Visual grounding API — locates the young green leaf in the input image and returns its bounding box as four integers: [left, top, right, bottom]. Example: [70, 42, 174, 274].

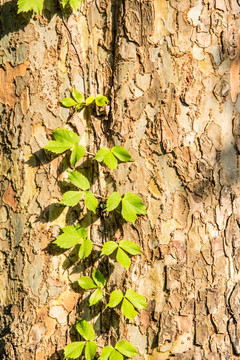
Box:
[79, 239, 93, 259]
[106, 192, 122, 212]
[75, 226, 88, 239]
[119, 240, 141, 256]
[94, 147, 111, 162]
[103, 152, 118, 170]
[61, 191, 82, 207]
[89, 288, 103, 306]
[70, 145, 86, 166]
[116, 248, 131, 270]
[111, 146, 134, 162]
[125, 289, 147, 310]
[60, 97, 78, 107]
[72, 89, 84, 104]
[95, 95, 109, 107]
[17, 0, 44, 13]
[68, 171, 90, 190]
[109, 350, 123, 360]
[101, 241, 118, 256]
[108, 290, 123, 308]
[53, 128, 79, 144]
[44, 128, 79, 154]
[92, 269, 105, 288]
[53, 226, 85, 249]
[84, 191, 98, 213]
[121, 193, 147, 224]
[99, 345, 114, 360]
[64, 341, 85, 359]
[69, 0, 83, 11]
[76, 320, 95, 341]
[78, 276, 97, 290]
[121, 298, 137, 321]
[85, 96, 95, 106]
[85, 341, 97, 360]
[115, 341, 138, 358]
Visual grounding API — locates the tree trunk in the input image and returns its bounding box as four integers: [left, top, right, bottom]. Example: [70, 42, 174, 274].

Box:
[1, 0, 240, 359]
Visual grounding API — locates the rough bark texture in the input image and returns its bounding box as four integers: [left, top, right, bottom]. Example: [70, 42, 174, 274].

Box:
[1, 0, 240, 359]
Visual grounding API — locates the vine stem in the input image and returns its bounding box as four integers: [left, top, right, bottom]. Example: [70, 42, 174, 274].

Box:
[86, 151, 96, 156]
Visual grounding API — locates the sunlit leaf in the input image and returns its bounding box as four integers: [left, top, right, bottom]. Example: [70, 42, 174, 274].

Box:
[92, 269, 105, 288]
[64, 341, 85, 359]
[68, 171, 90, 190]
[121, 298, 137, 321]
[61, 191, 82, 207]
[60, 97, 78, 107]
[17, 0, 44, 13]
[89, 288, 103, 306]
[101, 241, 118, 256]
[84, 191, 98, 213]
[79, 239, 93, 259]
[72, 89, 84, 103]
[111, 146, 134, 162]
[109, 350, 123, 360]
[94, 147, 111, 162]
[85, 341, 97, 360]
[125, 289, 147, 310]
[70, 145, 85, 166]
[104, 152, 118, 170]
[108, 290, 123, 308]
[99, 345, 114, 360]
[76, 320, 95, 341]
[78, 276, 97, 290]
[106, 192, 122, 212]
[44, 128, 79, 154]
[119, 240, 141, 256]
[95, 95, 109, 106]
[115, 341, 138, 358]
[53, 226, 85, 249]
[116, 248, 131, 270]
[86, 96, 95, 106]
[121, 193, 147, 224]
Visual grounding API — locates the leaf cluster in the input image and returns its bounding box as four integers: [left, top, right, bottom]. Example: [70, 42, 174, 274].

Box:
[61, 89, 109, 111]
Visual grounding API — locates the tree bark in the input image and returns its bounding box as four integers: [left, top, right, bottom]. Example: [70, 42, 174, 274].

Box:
[1, 0, 240, 359]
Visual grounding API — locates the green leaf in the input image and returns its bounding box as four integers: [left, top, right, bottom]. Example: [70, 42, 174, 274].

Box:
[68, 171, 90, 190]
[79, 239, 93, 259]
[64, 341, 85, 359]
[85, 341, 97, 360]
[116, 248, 131, 270]
[89, 288, 103, 306]
[53, 128, 79, 144]
[109, 350, 123, 360]
[60, 97, 78, 107]
[86, 96, 95, 106]
[78, 276, 97, 290]
[104, 152, 118, 170]
[111, 146, 134, 162]
[61, 191, 82, 207]
[125, 289, 147, 310]
[95, 95, 109, 107]
[92, 269, 105, 288]
[121, 298, 137, 321]
[44, 128, 79, 154]
[108, 290, 123, 308]
[75, 226, 88, 239]
[121, 193, 147, 224]
[76, 320, 95, 341]
[115, 341, 138, 358]
[106, 192, 122, 212]
[84, 191, 98, 213]
[17, 0, 44, 13]
[53, 226, 84, 249]
[70, 145, 86, 166]
[72, 89, 84, 103]
[69, 0, 81, 11]
[94, 147, 110, 162]
[119, 240, 141, 256]
[99, 346, 114, 360]
[101, 241, 118, 256]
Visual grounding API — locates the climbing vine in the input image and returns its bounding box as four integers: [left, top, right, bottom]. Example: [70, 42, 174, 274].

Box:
[19, 1, 148, 358]
[42, 89, 148, 359]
